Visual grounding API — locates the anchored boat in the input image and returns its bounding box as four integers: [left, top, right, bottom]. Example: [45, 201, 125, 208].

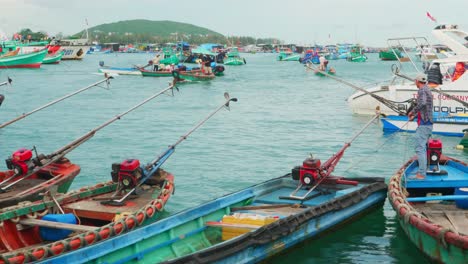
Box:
[1, 94, 237, 264]
[42, 51, 64, 64]
[381, 113, 468, 137]
[388, 139, 468, 264]
[0, 48, 47, 68]
[40, 115, 387, 264]
[223, 48, 246, 65]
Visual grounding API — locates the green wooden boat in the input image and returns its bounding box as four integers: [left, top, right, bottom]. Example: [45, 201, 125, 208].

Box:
[0, 48, 47, 68]
[159, 47, 180, 65]
[224, 48, 246, 65]
[172, 70, 215, 84]
[277, 51, 300, 61]
[42, 51, 64, 64]
[388, 152, 468, 264]
[140, 69, 173, 77]
[379, 48, 402, 61]
[346, 46, 367, 62]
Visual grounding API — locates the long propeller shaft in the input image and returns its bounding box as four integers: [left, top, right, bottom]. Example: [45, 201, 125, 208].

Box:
[49, 84, 175, 159]
[306, 64, 407, 115]
[0, 76, 112, 129]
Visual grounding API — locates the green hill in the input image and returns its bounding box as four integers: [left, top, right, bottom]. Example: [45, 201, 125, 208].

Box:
[75, 19, 224, 38]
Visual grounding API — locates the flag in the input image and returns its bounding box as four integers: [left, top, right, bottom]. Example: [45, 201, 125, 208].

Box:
[426, 12, 437, 22]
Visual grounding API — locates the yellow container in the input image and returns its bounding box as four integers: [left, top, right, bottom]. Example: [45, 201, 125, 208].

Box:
[221, 213, 278, 241]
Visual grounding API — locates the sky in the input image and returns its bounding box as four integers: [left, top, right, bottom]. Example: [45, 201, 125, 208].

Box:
[1, 0, 467, 47]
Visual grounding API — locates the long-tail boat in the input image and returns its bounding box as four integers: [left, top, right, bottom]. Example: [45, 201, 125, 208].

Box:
[0, 80, 179, 209]
[388, 138, 468, 264]
[0, 93, 237, 264]
[34, 114, 387, 264]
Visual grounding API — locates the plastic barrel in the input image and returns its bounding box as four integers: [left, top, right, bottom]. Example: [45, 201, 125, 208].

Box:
[454, 188, 468, 209]
[39, 213, 77, 241]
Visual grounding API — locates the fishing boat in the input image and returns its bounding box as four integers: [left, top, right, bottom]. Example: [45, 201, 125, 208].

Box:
[378, 48, 403, 61]
[381, 113, 468, 137]
[1, 94, 237, 264]
[346, 45, 367, 62]
[277, 48, 300, 61]
[0, 48, 47, 68]
[36, 115, 387, 263]
[223, 48, 246, 65]
[0, 78, 116, 208]
[314, 67, 336, 76]
[172, 70, 215, 84]
[55, 38, 90, 60]
[42, 51, 64, 64]
[388, 139, 468, 264]
[347, 24, 468, 116]
[139, 69, 173, 77]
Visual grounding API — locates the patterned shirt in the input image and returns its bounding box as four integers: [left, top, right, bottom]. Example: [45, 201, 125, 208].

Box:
[412, 84, 433, 125]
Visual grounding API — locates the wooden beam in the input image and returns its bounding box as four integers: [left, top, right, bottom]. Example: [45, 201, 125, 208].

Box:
[19, 218, 97, 232]
[205, 221, 260, 229]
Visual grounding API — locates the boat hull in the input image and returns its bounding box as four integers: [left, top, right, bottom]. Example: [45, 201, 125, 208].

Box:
[47, 175, 386, 263]
[59, 46, 90, 60]
[347, 77, 468, 116]
[381, 115, 468, 137]
[140, 69, 173, 77]
[224, 57, 245, 65]
[43, 51, 64, 64]
[388, 156, 468, 264]
[1, 172, 174, 263]
[99, 67, 142, 76]
[0, 49, 47, 68]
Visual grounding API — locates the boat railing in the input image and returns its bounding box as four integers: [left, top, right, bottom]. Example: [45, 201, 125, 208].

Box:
[387, 37, 438, 73]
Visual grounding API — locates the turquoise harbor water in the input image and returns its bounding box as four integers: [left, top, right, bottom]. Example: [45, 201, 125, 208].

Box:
[0, 53, 465, 263]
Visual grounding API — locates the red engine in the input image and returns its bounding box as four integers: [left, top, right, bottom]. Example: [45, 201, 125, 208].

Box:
[111, 159, 143, 190]
[427, 138, 442, 166]
[291, 158, 322, 185]
[5, 148, 34, 176]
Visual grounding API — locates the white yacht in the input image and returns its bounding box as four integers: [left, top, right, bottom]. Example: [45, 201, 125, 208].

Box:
[347, 24, 468, 116]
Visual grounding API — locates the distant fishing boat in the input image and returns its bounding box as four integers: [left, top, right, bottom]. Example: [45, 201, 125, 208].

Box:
[381, 114, 468, 137]
[346, 45, 367, 62]
[172, 70, 216, 84]
[223, 47, 246, 65]
[277, 48, 300, 61]
[0, 48, 47, 68]
[378, 48, 403, 61]
[55, 38, 91, 60]
[42, 51, 64, 64]
[139, 69, 173, 77]
[388, 140, 468, 264]
[39, 115, 387, 263]
[314, 67, 336, 76]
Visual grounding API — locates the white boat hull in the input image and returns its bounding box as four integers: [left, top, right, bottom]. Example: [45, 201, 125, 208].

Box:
[59, 46, 90, 60]
[98, 68, 141, 76]
[347, 74, 468, 116]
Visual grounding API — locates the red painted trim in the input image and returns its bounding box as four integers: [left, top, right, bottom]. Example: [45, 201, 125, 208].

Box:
[0, 63, 41, 69]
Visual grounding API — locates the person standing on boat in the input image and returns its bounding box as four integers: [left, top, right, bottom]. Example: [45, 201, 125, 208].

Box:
[408, 73, 433, 180]
[152, 54, 161, 71]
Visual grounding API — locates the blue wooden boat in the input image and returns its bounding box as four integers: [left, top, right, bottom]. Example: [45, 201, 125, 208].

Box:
[39, 116, 387, 263]
[388, 139, 468, 264]
[381, 113, 468, 137]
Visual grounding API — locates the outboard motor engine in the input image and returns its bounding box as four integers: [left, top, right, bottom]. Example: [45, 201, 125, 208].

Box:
[111, 159, 143, 190]
[291, 157, 322, 185]
[427, 138, 442, 172]
[5, 148, 34, 176]
[213, 65, 225, 75]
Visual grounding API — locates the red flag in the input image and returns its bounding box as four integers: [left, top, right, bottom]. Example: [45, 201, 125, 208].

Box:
[426, 12, 437, 22]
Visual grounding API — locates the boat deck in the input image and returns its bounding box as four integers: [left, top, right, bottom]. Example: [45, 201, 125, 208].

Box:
[413, 203, 468, 235]
[405, 160, 468, 188]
